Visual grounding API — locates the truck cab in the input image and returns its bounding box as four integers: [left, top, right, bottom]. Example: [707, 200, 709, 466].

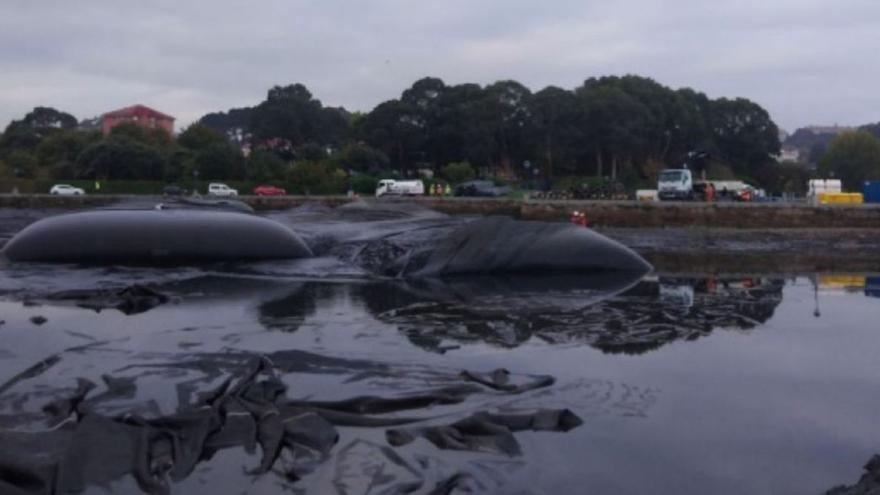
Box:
[658, 169, 694, 201]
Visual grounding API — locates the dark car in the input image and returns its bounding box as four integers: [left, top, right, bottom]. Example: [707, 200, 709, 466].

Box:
[162, 185, 188, 196]
[453, 180, 511, 197]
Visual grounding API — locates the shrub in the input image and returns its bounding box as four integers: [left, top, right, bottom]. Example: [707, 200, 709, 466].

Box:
[442, 162, 475, 184]
[287, 161, 346, 195]
[349, 174, 378, 194]
[330, 143, 389, 174]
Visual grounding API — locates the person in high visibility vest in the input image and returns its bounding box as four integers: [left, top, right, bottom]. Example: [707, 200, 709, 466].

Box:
[570, 210, 588, 227]
[444, 184, 452, 196]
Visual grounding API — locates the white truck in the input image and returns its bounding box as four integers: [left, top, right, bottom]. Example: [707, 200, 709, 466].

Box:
[375, 179, 425, 197]
[658, 169, 758, 201]
[657, 169, 696, 201]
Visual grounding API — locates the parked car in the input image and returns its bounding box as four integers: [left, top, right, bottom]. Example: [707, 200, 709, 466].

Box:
[207, 183, 238, 197]
[253, 184, 286, 196]
[735, 185, 764, 202]
[162, 184, 188, 196]
[49, 184, 85, 195]
[453, 180, 510, 197]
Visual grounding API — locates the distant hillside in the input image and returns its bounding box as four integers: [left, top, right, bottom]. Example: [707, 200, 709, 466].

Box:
[783, 125, 855, 164]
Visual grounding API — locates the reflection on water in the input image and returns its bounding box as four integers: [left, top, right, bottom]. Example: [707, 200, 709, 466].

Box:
[256, 273, 786, 355]
[2, 270, 880, 494]
[815, 274, 880, 298]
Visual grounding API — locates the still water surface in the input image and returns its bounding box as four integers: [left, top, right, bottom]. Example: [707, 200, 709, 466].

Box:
[1, 269, 879, 494]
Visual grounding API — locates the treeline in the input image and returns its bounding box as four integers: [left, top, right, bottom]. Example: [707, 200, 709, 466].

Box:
[1, 75, 791, 193]
[783, 124, 880, 190]
[819, 131, 880, 190]
[202, 76, 784, 188]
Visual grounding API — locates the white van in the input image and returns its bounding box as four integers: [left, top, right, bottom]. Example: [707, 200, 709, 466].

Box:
[375, 179, 425, 197]
[207, 183, 238, 197]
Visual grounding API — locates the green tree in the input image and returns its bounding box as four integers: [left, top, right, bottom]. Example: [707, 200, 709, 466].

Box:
[1, 107, 78, 157]
[35, 129, 101, 167]
[288, 161, 345, 194]
[296, 142, 327, 161]
[4, 150, 38, 178]
[330, 143, 389, 174]
[21, 107, 77, 130]
[247, 150, 288, 181]
[249, 83, 346, 149]
[164, 147, 193, 183]
[442, 162, 475, 184]
[859, 122, 880, 140]
[754, 162, 812, 196]
[199, 107, 253, 142]
[708, 97, 780, 178]
[577, 83, 651, 180]
[187, 143, 245, 181]
[76, 136, 167, 180]
[178, 123, 228, 150]
[355, 98, 423, 173]
[109, 122, 173, 149]
[529, 86, 583, 179]
[819, 131, 880, 190]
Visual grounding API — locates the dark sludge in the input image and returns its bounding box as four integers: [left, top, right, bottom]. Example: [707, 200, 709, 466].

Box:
[1, 208, 313, 264]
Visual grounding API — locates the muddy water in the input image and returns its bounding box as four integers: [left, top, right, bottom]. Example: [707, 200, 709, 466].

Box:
[1, 205, 880, 494]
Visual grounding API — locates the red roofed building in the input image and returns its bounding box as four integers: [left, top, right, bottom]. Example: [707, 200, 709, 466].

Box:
[101, 104, 175, 135]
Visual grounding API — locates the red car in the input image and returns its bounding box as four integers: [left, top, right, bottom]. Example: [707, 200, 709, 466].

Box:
[253, 185, 286, 196]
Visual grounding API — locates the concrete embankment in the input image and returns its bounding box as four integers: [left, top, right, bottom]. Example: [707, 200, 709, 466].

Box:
[2, 194, 880, 228]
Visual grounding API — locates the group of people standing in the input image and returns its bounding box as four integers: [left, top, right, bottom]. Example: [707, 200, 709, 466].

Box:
[430, 183, 452, 196]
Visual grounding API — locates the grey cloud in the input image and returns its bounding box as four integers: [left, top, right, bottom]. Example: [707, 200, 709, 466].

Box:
[2, 0, 879, 130]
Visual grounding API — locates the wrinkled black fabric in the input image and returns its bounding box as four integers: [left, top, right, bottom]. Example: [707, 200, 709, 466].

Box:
[0, 353, 582, 493]
[47, 285, 170, 315]
[428, 473, 479, 495]
[284, 384, 483, 415]
[0, 355, 61, 395]
[386, 409, 583, 457]
[42, 377, 95, 422]
[459, 368, 555, 393]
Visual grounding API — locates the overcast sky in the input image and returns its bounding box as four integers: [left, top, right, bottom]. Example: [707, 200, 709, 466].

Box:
[2, 0, 878, 132]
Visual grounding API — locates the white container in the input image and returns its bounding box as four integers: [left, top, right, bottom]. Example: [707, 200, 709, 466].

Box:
[807, 179, 842, 204]
[808, 179, 842, 195]
[636, 189, 659, 201]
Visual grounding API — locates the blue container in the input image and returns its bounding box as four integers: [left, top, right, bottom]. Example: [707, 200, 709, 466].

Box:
[863, 181, 880, 203]
[867, 277, 880, 299]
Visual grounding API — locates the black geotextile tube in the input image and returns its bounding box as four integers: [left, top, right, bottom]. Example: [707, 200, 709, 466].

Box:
[1, 209, 313, 263]
[401, 216, 652, 276]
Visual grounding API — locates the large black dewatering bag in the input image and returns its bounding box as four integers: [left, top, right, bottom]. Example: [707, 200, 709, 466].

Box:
[399, 216, 652, 276]
[1, 209, 313, 263]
